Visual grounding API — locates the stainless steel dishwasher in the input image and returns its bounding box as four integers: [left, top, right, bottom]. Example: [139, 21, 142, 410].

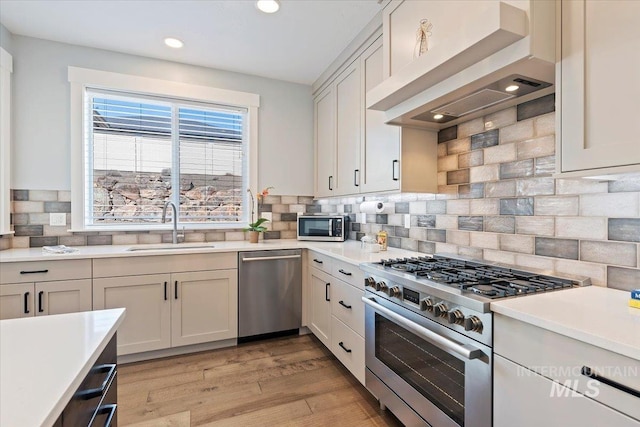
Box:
[238, 249, 302, 341]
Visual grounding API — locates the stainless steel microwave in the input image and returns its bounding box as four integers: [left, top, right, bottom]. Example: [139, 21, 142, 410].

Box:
[297, 215, 349, 241]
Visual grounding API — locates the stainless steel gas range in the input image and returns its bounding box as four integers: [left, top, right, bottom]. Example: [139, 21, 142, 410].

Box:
[360, 254, 591, 427]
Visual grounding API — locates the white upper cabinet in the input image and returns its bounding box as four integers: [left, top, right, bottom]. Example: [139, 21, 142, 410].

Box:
[314, 85, 336, 197]
[334, 61, 362, 195]
[558, 0, 640, 175]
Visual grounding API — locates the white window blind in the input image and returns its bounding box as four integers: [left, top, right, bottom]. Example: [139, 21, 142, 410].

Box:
[85, 89, 247, 227]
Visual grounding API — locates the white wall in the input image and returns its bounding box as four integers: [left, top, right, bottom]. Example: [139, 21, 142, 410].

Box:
[0, 24, 13, 53]
[9, 35, 313, 195]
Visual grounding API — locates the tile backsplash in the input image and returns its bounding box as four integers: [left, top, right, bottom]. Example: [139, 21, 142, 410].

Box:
[5, 193, 313, 247]
[317, 96, 640, 291]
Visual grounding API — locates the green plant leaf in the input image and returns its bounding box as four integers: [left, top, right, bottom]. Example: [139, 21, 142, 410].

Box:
[252, 217, 269, 227]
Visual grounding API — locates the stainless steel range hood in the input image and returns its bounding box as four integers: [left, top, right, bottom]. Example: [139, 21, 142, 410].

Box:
[367, 1, 556, 130]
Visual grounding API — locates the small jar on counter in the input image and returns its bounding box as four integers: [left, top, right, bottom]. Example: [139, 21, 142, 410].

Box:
[377, 230, 388, 251]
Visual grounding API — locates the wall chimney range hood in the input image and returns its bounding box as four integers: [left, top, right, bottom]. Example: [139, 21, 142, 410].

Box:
[367, 1, 556, 130]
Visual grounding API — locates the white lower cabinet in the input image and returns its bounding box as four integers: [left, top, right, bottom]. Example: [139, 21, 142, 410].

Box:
[494, 355, 639, 427]
[0, 279, 92, 320]
[308, 267, 332, 348]
[331, 316, 365, 384]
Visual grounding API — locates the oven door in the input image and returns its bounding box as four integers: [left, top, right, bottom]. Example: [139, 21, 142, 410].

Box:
[363, 294, 492, 427]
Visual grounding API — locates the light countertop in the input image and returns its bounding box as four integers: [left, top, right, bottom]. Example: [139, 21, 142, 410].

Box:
[491, 287, 640, 361]
[0, 308, 126, 427]
[0, 239, 421, 265]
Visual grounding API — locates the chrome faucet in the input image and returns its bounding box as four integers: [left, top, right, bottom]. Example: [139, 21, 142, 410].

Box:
[161, 201, 182, 244]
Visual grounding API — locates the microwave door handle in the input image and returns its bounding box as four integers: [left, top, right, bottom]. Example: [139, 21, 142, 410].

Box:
[328, 219, 333, 237]
[362, 297, 484, 360]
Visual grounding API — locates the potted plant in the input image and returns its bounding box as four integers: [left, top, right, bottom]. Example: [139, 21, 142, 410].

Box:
[245, 186, 273, 243]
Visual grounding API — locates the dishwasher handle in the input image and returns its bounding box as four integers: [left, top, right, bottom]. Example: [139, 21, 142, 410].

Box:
[242, 254, 302, 262]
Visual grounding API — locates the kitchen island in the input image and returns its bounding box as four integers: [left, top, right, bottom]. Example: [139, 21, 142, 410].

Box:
[0, 308, 125, 427]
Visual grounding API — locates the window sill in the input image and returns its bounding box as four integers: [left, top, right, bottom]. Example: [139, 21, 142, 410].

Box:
[0, 231, 14, 237]
[68, 223, 249, 233]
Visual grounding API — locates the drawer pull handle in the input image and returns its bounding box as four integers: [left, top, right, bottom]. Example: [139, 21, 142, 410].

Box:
[24, 292, 30, 314]
[325, 282, 330, 302]
[392, 160, 399, 181]
[313, 259, 323, 264]
[97, 403, 117, 427]
[20, 269, 49, 275]
[38, 291, 44, 313]
[339, 300, 352, 310]
[581, 366, 640, 398]
[338, 269, 352, 276]
[338, 342, 352, 353]
[76, 364, 116, 400]
[164, 281, 168, 301]
[174, 281, 178, 300]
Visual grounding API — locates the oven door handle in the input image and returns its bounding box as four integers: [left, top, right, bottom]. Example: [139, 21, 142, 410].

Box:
[362, 297, 484, 360]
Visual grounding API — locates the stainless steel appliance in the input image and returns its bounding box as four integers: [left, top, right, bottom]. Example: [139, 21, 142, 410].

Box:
[238, 250, 302, 341]
[297, 215, 349, 241]
[360, 254, 590, 427]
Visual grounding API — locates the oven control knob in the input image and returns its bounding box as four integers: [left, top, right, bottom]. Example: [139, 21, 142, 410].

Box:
[387, 286, 401, 298]
[376, 281, 388, 292]
[420, 298, 434, 312]
[434, 303, 449, 318]
[448, 309, 465, 325]
[464, 316, 483, 333]
[365, 277, 376, 289]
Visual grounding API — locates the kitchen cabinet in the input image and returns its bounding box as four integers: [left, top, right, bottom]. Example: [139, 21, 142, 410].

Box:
[92, 253, 237, 356]
[307, 251, 366, 385]
[558, 0, 640, 175]
[494, 313, 640, 425]
[335, 60, 362, 195]
[314, 85, 335, 198]
[0, 260, 92, 320]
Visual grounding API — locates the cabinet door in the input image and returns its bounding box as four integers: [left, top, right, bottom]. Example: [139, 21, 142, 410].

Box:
[315, 85, 335, 197]
[35, 279, 92, 316]
[93, 274, 171, 355]
[335, 61, 362, 195]
[0, 283, 34, 319]
[361, 38, 401, 193]
[308, 268, 332, 347]
[171, 270, 238, 347]
[560, 0, 640, 173]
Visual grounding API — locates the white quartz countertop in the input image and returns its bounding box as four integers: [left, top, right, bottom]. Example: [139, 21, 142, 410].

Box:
[0, 308, 126, 427]
[0, 239, 421, 265]
[491, 287, 640, 361]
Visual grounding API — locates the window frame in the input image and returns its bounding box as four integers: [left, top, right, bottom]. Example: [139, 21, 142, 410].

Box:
[68, 67, 259, 231]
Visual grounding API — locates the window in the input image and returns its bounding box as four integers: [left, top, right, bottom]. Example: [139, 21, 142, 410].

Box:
[69, 67, 259, 230]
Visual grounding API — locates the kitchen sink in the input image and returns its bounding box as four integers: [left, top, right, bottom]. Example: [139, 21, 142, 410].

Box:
[126, 243, 216, 252]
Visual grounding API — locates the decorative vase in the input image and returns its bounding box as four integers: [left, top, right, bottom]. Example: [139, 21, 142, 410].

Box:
[249, 230, 260, 243]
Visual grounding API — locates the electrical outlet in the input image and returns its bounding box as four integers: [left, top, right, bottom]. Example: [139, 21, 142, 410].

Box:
[50, 213, 67, 226]
[404, 214, 411, 229]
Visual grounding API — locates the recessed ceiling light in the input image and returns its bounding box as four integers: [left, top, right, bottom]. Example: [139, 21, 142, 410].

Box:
[164, 38, 184, 49]
[433, 114, 444, 120]
[256, 0, 280, 13]
[505, 84, 519, 92]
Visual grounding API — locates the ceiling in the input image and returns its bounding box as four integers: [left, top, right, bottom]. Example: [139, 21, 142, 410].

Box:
[0, 0, 382, 85]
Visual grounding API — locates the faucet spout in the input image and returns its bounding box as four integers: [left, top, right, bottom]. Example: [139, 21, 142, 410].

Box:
[162, 201, 179, 244]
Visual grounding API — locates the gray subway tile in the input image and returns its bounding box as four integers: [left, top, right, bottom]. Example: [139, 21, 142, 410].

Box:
[580, 240, 637, 267]
[608, 218, 640, 243]
[607, 266, 640, 291]
[258, 204, 272, 213]
[87, 235, 113, 246]
[388, 236, 402, 248]
[298, 196, 314, 205]
[535, 237, 579, 260]
[343, 204, 352, 213]
[30, 236, 59, 247]
[500, 159, 534, 179]
[608, 179, 640, 193]
[485, 181, 516, 198]
[458, 150, 484, 168]
[426, 200, 447, 214]
[401, 238, 418, 251]
[12, 190, 29, 201]
[355, 232, 365, 241]
[516, 178, 555, 196]
[263, 231, 281, 240]
[395, 202, 410, 213]
[447, 169, 470, 185]
[458, 183, 484, 199]
[351, 222, 361, 232]
[44, 202, 71, 213]
[11, 213, 29, 226]
[427, 229, 447, 242]
[458, 216, 483, 231]
[517, 94, 555, 121]
[306, 204, 321, 214]
[59, 236, 88, 246]
[412, 215, 436, 228]
[394, 226, 410, 238]
[438, 125, 458, 143]
[280, 213, 298, 222]
[500, 198, 534, 216]
[535, 155, 556, 176]
[471, 129, 499, 150]
[376, 214, 388, 224]
[418, 241, 436, 254]
[485, 216, 515, 233]
[14, 225, 44, 237]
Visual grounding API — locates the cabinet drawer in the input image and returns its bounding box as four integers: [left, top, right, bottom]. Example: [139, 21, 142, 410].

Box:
[0, 259, 92, 284]
[93, 252, 237, 277]
[331, 316, 365, 385]
[495, 314, 640, 419]
[330, 278, 364, 336]
[331, 258, 364, 290]
[308, 251, 332, 273]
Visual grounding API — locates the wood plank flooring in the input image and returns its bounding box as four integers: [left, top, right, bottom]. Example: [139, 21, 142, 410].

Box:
[118, 334, 404, 426]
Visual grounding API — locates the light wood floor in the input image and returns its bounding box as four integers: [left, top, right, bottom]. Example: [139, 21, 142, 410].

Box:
[118, 333, 404, 426]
